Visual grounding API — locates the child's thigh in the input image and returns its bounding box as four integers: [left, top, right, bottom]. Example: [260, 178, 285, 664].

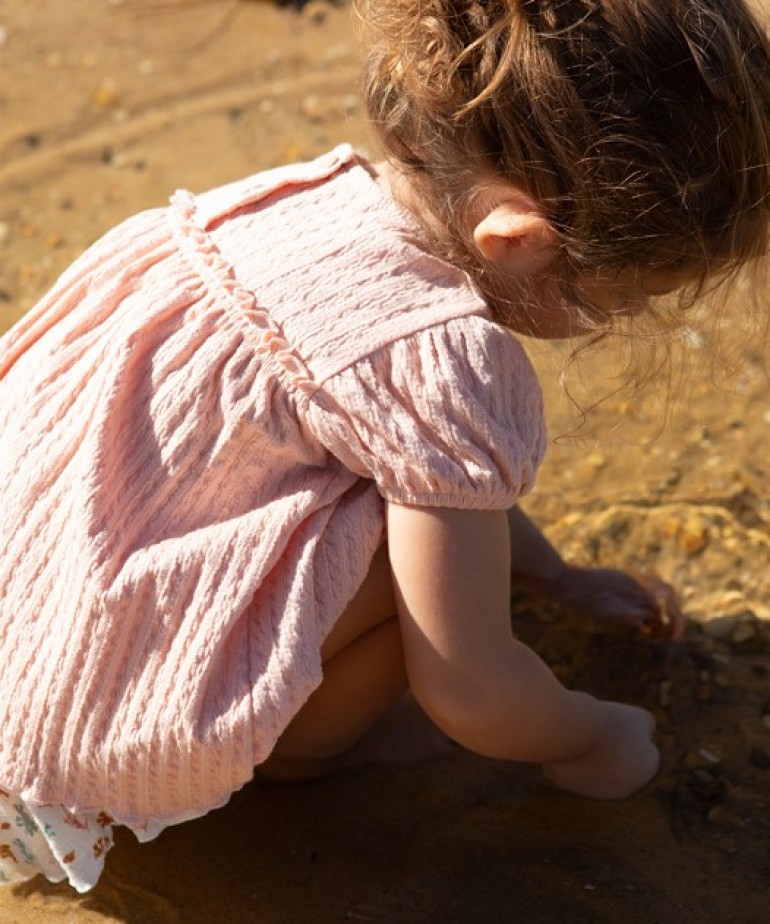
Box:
[320, 542, 397, 663]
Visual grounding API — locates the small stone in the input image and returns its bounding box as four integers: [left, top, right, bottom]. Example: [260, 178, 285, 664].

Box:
[660, 468, 682, 490]
[45, 50, 63, 69]
[683, 749, 722, 771]
[680, 520, 709, 555]
[300, 94, 328, 122]
[702, 615, 739, 640]
[258, 98, 276, 115]
[762, 714, 770, 732]
[46, 231, 63, 249]
[696, 683, 713, 704]
[658, 680, 672, 709]
[688, 767, 726, 802]
[586, 451, 607, 470]
[0, 26, 7, 48]
[303, 0, 329, 24]
[731, 620, 757, 645]
[137, 59, 154, 77]
[706, 806, 745, 828]
[0, 221, 10, 245]
[92, 78, 121, 109]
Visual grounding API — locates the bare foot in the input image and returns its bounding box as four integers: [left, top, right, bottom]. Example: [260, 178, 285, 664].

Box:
[347, 693, 458, 766]
[258, 695, 457, 782]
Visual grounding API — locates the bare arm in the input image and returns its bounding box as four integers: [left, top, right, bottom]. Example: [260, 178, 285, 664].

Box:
[507, 504, 566, 590]
[388, 504, 603, 762]
[387, 503, 660, 797]
[507, 506, 684, 638]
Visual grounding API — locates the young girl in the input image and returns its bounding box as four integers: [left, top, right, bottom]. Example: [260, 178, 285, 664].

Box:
[2, 0, 769, 894]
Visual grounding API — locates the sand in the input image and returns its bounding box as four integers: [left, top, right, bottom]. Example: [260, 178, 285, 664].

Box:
[0, 2, 768, 921]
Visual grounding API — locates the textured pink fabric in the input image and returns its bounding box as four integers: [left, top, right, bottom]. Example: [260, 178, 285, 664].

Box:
[0, 146, 546, 827]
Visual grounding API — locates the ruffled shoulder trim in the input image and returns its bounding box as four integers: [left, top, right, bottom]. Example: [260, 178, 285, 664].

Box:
[168, 188, 319, 399]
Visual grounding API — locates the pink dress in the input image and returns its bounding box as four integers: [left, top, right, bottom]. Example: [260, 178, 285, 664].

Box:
[0, 146, 546, 890]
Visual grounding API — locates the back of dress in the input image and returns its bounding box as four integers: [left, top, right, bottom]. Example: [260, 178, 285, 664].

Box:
[0, 147, 545, 828]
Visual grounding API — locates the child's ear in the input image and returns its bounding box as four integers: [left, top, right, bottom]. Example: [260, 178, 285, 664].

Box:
[473, 198, 557, 277]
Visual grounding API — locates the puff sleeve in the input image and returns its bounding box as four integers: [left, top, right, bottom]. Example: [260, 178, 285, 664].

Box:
[303, 315, 547, 509]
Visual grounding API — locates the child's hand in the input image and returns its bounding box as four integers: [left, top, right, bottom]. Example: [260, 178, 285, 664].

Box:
[548, 565, 685, 639]
[543, 701, 660, 800]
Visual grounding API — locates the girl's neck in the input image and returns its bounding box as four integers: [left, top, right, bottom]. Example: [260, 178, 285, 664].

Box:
[371, 160, 523, 328]
[372, 161, 444, 237]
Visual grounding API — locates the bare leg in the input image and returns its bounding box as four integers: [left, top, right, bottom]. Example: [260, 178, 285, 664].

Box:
[259, 544, 453, 782]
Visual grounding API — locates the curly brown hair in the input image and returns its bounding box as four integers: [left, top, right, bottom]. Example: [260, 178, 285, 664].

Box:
[354, 0, 770, 315]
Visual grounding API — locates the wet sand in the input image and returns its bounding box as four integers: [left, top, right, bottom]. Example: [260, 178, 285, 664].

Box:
[1, 2, 769, 921]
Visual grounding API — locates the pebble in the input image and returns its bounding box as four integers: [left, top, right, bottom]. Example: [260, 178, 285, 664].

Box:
[762, 714, 770, 732]
[680, 520, 709, 555]
[586, 451, 607, 470]
[0, 221, 10, 245]
[92, 78, 121, 110]
[702, 615, 739, 640]
[731, 620, 757, 645]
[300, 94, 329, 122]
[683, 749, 723, 772]
[658, 679, 672, 709]
[303, 0, 330, 24]
[0, 26, 7, 49]
[688, 767, 726, 802]
[706, 806, 745, 828]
